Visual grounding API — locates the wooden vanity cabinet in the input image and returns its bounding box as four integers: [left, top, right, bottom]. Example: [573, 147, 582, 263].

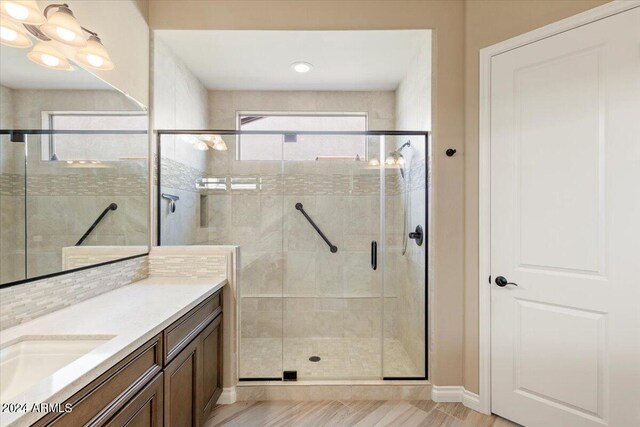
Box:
[197, 314, 223, 423]
[164, 309, 223, 427]
[164, 337, 198, 426]
[34, 290, 223, 427]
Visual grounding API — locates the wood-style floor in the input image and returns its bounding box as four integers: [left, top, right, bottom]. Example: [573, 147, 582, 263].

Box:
[204, 401, 521, 426]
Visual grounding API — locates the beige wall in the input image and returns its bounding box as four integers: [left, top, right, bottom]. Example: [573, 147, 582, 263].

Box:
[462, 0, 610, 394]
[148, 0, 610, 391]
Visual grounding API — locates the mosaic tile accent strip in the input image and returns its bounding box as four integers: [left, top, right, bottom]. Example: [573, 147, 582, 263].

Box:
[0, 255, 148, 330]
[161, 158, 425, 197]
[25, 173, 147, 196]
[62, 246, 149, 270]
[161, 156, 205, 192]
[0, 173, 25, 196]
[149, 253, 227, 279]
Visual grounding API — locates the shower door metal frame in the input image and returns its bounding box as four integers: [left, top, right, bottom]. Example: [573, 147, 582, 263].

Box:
[155, 129, 430, 381]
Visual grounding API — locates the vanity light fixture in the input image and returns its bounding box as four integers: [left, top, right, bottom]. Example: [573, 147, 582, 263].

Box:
[385, 155, 396, 166]
[2, 2, 114, 70]
[0, 18, 32, 47]
[0, 1, 46, 25]
[291, 61, 313, 73]
[39, 3, 85, 47]
[27, 41, 72, 70]
[198, 135, 228, 151]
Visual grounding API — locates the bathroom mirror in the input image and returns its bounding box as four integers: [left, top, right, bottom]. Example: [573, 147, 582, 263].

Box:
[0, 44, 149, 286]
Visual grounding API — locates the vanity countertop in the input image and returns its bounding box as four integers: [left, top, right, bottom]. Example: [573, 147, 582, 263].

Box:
[0, 276, 227, 427]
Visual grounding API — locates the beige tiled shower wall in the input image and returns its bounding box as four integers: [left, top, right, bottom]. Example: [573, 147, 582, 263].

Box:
[391, 30, 431, 376]
[0, 255, 148, 330]
[211, 89, 389, 344]
[153, 37, 209, 245]
[205, 89, 398, 353]
[386, 160, 427, 375]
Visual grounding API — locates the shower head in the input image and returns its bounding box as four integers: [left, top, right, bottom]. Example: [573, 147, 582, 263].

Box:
[389, 141, 412, 179]
[397, 141, 411, 153]
[390, 141, 411, 157]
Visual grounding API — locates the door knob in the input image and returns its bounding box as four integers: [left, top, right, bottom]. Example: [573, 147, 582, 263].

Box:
[495, 276, 518, 287]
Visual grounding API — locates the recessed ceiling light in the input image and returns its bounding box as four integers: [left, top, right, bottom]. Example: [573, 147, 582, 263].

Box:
[291, 61, 313, 73]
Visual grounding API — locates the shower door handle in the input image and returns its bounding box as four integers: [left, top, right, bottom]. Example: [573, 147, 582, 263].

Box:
[371, 241, 377, 270]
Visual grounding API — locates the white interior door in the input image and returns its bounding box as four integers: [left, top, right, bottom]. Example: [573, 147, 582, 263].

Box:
[490, 7, 640, 427]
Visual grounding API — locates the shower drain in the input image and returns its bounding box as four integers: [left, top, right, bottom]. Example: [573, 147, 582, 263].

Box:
[309, 356, 321, 362]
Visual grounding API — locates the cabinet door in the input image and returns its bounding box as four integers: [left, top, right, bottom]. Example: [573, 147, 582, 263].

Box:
[198, 314, 222, 423]
[164, 338, 198, 427]
[104, 373, 163, 427]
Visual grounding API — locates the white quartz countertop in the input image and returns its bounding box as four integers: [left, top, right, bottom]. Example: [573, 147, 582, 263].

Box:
[0, 276, 226, 427]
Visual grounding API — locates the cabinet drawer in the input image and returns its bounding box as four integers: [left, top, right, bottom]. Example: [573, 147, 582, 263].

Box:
[36, 334, 162, 427]
[164, 291, 221, 365]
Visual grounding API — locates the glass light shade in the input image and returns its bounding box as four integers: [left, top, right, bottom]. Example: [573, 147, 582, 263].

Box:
[0, 18, 31, 47]
[385, 155, 396, 166]
[0, 1, 45, 25]
[211, 135, 228, 151]
[27, 41, 72, 70]
[194, 141, 209, 151]
[368, 157, 380, 166]
[40, 6, 86, 47]
[75, 35, 113, 70]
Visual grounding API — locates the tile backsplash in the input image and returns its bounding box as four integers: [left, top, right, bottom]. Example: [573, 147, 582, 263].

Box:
[148, 246, 227, 279]
[0, 255, 148, 330]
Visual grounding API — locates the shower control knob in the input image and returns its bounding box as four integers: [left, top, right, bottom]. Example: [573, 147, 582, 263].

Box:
[408, 225, 424, 246]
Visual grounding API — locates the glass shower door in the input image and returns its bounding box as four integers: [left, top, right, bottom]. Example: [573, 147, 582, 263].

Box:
[157, 130, 428, 381]
[382, 133, 428, 379]
[281, 135, 384, 380]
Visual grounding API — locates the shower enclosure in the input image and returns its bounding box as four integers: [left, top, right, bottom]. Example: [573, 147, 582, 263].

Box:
[157, 130, 428, 381]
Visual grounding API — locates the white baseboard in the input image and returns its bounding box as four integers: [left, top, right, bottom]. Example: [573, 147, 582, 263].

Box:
[462, 389, 483, 412]
[431, 386, 486, 414]
[216, 387, 237, 405]
[431, 385, 465, 402]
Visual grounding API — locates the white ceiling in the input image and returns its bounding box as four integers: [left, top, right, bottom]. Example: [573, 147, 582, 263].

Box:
[155, 30, 430, 91]
[0, 44, 111, 90]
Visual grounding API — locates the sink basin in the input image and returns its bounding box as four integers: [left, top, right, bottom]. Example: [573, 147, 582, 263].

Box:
[0, 336, 114, 402]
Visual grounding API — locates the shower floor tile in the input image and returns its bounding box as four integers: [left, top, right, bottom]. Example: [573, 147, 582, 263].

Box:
[239, 337, 421, 379]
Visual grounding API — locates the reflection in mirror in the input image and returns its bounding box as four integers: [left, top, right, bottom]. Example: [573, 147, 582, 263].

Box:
[0, 40, 148, 286]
